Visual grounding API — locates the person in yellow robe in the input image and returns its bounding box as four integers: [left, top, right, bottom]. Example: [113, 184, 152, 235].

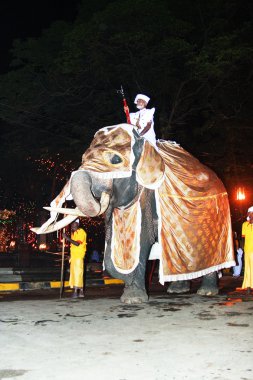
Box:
[241, 206, 253, 293]
[63, 219, 87, 298]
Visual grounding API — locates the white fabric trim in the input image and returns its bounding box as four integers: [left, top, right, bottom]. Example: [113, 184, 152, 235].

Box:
[83, 170, 132, 180]
[111, 200, 142, 274]
[154, 189, 165, 284]
[160, 261, 236, 285]
[136, 171, 165, 190]
[154, 188, 236, 285]
[157, 139, 180, 147]
[148, 242, 162, 260]
[98, 123, 134, 137]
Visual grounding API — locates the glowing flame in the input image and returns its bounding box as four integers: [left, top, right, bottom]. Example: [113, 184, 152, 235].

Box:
[39, 243, 47, 251]
[236, 187, 246, 201]
[9, 240, 16, 248]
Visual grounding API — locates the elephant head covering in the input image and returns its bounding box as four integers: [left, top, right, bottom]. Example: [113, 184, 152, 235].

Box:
[79, 124, 135, 179]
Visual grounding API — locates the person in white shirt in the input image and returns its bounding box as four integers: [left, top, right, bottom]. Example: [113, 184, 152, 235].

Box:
[129, 94, 157, 147]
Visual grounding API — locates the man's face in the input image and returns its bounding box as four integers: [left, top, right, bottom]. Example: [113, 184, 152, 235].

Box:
[248, 212, 253, 222]
[136, 99, 147, 110]
[71, 222, 79, 231]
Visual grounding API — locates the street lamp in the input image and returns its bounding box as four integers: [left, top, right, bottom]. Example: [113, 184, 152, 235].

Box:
[236, 187, 246, 201]
[234, 186, 248, 227]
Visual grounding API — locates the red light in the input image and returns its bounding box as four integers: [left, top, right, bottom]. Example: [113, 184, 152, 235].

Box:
[236, 187, 246, 201]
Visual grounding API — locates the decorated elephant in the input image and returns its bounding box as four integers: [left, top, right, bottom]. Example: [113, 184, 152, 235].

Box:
[32, 124, 235, 304]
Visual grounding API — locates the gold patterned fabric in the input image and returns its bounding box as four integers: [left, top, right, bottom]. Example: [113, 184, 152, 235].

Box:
[111, 201, 141, 273]
[80, 125, 134, 179]
[72, 125, 235, 283]
[136, 141, 165, 189]
[156, 140, 235, 283]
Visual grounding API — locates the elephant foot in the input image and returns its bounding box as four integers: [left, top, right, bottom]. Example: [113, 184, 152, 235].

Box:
[120, 285, 148, 304]
[197, 272, 219, 296]
[167, 280, 190, 294]
[197, 286, 219, 296]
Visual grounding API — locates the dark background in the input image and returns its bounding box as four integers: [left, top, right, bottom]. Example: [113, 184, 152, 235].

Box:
[0, 0, 252, 238]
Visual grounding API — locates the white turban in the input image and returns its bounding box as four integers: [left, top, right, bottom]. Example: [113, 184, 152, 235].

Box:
[248, 206, 253, 212]
[134, 94, 150, 104]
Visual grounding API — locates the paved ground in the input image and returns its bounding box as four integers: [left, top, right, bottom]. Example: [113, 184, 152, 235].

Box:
[0, 276, 253, 380]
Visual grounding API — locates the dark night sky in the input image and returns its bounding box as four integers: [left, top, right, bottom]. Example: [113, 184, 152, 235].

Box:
[0, 0, 81, 73]
[0, 0, 252, 225]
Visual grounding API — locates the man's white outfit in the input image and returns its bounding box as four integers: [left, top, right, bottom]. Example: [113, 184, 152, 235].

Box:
[232, 248, 243, 277]
[130, 107, 156, 146]
[129, 93, 157, 147]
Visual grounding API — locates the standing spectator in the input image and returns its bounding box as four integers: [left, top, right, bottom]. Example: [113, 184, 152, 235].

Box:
[232, 231, 243, 277]
[241, 206, 253, 293]
[91, 249, 100, 263]
[63, 219, 87, 298]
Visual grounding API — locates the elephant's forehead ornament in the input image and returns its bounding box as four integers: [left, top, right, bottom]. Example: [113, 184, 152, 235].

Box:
[80, 125, 135, 179]
[80, 124, 165, 188]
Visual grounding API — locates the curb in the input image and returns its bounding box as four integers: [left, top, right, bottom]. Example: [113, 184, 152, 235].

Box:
[0, 278, 124, 292]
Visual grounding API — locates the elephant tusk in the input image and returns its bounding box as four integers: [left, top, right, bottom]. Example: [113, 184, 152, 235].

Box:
[44, 192, 110, 217]
[43, 206, 86, 217]
[31, 214, 78, 234]
[98, 192, 110, 215]
[31, 192, 110, 234]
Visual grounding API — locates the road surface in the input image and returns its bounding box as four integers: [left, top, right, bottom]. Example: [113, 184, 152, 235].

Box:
[0, 276, 252, 380]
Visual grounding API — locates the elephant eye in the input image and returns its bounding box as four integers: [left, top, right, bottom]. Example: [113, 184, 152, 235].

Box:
[102, 150, 124, 166]
[110, 154, 122, 164]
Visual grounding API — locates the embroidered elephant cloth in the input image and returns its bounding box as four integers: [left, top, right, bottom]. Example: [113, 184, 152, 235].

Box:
[111, 201, 142, 274]
[79, 125, 234, 282]
[41, 124, 234, 282]
[80, 126, 134, 179]
[156, 140, 235, 283]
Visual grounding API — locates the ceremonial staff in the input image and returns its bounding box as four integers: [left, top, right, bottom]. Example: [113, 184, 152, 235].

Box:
[60, 205, 67, 299]
[117, 85, 131, 124]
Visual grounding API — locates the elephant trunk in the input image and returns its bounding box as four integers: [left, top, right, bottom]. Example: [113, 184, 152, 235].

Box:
[70, 171, 110, 217]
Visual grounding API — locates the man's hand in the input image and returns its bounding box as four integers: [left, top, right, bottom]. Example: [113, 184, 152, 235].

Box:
[62, 232, 79, 246]
[140, 121, 152, 136]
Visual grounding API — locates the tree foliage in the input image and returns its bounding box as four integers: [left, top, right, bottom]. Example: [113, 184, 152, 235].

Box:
[0, 0, 253, 207]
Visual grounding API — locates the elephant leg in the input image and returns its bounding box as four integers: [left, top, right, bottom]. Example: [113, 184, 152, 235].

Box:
[104, 190, 155, 304]
[120, 191, 159, 304]
[119, 247, 152, 303]
[167, 280, 190, 294]
[197, 272, 219, 296]
[104, 246, 148, 304]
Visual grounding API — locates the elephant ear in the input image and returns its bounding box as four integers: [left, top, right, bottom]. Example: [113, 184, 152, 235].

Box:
[136, 141, 165, 189]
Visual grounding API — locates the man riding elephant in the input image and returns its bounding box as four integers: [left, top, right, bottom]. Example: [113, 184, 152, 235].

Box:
[129, 94, 157, 147]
